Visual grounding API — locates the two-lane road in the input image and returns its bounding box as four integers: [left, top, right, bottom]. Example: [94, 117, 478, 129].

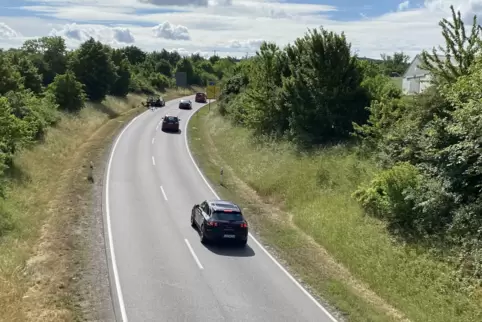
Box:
[104, 95, 338, 322]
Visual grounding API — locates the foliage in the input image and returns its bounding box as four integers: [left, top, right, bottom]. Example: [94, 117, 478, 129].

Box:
[70, 38, 118, 101]
[175, 57, 195, 84]
[109, 49, 131, 97]
[360, 74, 401, 101]
[420, 5, 482, 85]
[350, 5, 482, 283]
[47, 71, 86, 112]
[215, 4, 482, 292]
[219, 27, 370, 146]
[0, 54, 23, 95]
[21, 36, 68, 86]
[379, 52, 410, 75]
[0, 96, 29, 169]
[149, 73, 171, 91]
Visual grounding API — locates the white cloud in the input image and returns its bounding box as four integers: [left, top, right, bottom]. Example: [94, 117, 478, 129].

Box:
[49, 23, 135, 45]
[152, 21, 190, 40]
[208, 0, 232, 5]
[398, 1, 410, 11]
[172, 47, 212, 57]
[2, 0, 482, 59]
[112, 27, 136, 43]
[0, 22, 22, 39]
[138, 0, 232, 6]
[225, 39, 265, 51]
[424, 0, 482, 23]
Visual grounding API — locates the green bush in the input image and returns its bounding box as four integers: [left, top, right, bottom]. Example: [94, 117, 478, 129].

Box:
[218, 28, 370, 146]
[70, 38, 117, 101]
[353, 162, 421, 226]
[47, 71, 86, 112]
[128, 73, 154, 94]
[361, 74, 401, 101]
[149, 73, 170, 91]
[109, 49, 131, 97]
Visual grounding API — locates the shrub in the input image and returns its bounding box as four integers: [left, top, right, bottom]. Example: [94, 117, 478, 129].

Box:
[47, 71, 86, 112]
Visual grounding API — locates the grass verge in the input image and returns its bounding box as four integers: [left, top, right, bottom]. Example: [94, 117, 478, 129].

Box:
[0, 87, 196, 322]
[187, 102, 482, 322]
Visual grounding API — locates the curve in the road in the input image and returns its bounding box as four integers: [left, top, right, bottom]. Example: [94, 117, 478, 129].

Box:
[103, 95, 339, 322]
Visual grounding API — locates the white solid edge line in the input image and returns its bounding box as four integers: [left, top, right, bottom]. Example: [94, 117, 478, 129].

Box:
[106, 115, 142, 322]
[152, 156, 155, 165]
[183, 104, 338, 322]
[184, 238, 204, 269]
[160, 185, 168, 201]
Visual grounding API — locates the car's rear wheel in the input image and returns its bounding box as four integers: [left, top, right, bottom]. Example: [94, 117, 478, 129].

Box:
[190, 214, 196, 228]
[238, 239, 247, 247]
[200, 225, 207, 244]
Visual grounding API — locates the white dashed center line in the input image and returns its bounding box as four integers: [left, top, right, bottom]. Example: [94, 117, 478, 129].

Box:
[160, 186, 168, 201]
[184, 239, 203, 269]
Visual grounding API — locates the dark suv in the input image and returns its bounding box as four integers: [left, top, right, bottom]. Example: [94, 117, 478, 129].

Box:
[179, 99, 192, 109]
[195, 92, 207, 103]
[191, 200, 248, 246]
[161, 115, 180, 132]
[146, 96, 165, 107]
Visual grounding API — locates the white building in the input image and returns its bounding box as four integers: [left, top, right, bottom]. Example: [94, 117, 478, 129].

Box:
[402, 54, 456, 95]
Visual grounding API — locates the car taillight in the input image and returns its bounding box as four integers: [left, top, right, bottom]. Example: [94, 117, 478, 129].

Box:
[240, 223, 247, 228]
[207, 221, 218, 227]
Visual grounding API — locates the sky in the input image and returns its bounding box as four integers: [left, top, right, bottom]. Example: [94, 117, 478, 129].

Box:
[1, 0, 482, 59]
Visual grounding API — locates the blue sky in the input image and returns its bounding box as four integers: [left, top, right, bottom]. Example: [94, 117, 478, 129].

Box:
[284, 0, 420, 20]
[3, 0, 421, 20]
[0, 0, 478, 58]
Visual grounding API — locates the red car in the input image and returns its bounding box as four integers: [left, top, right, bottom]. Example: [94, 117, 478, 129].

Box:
[195, 92, 207, 103]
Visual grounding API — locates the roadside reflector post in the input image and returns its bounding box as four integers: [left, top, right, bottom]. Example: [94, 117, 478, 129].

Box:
[220, 167, 224, 186]
[87, 161, 94, 183]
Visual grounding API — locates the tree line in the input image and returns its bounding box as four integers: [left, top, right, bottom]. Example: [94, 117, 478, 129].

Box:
[0, 36, 236, 233]
[217, 5, 482, 284]
[218, 29, 405, 146]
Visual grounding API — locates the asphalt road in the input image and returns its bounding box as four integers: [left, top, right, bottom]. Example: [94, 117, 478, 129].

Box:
[104, 95, 338, 322]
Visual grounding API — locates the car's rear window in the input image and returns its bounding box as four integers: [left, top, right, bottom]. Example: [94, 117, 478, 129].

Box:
[165, 116, 177, 122]
[213, 211, 243, 221]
